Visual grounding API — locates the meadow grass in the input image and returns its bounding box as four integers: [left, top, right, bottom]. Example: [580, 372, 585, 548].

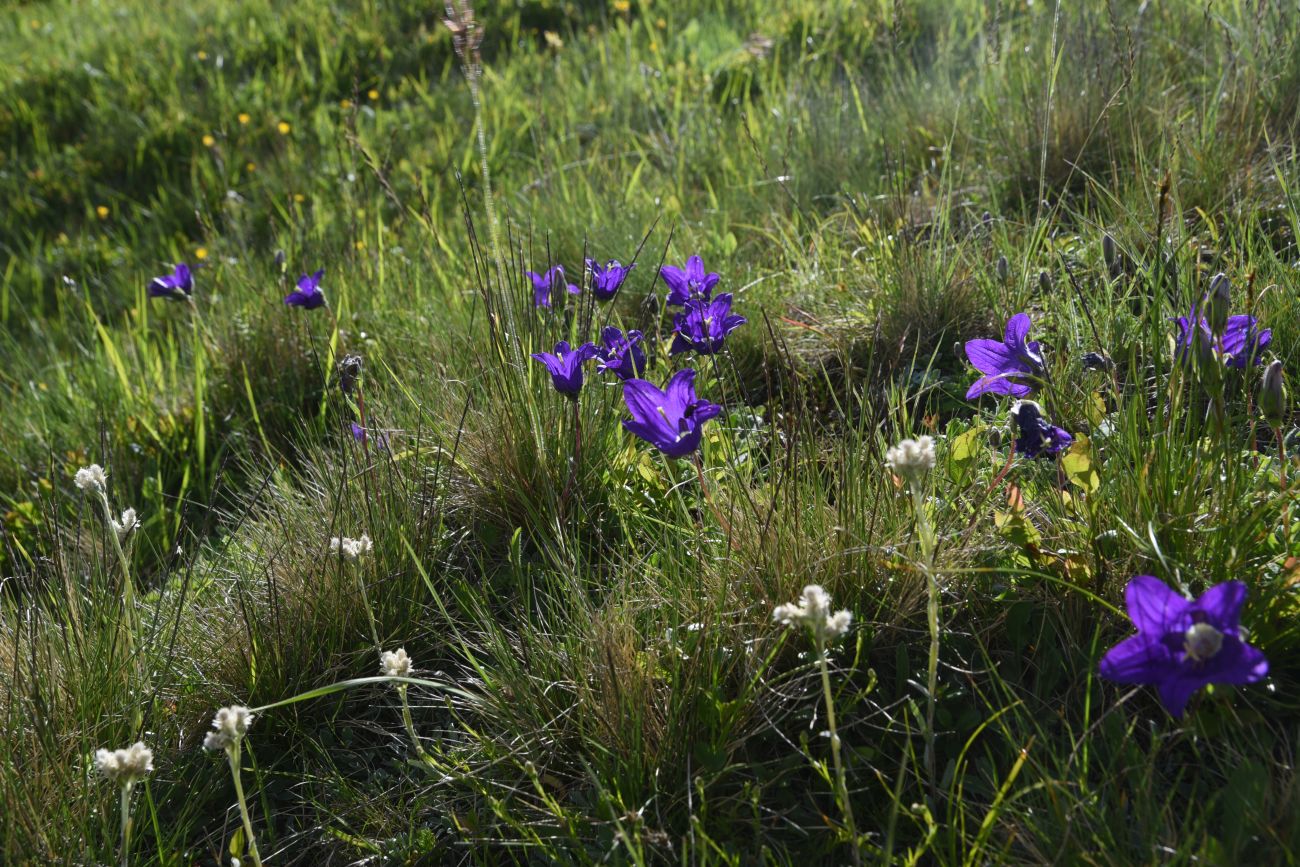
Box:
[2, 0, 1299, 863]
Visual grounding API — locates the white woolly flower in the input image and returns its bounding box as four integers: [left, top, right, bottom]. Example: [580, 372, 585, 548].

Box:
[773, 585, 853, 644]
[203, 705, 255, 752]
[380, 647, 413, 678]
[111, 507, 139, 541]
[94, 741, 154, 785]
[74, 464, 108, 494]
[885, 436, 936, 485]
[329, 534, 373, 561]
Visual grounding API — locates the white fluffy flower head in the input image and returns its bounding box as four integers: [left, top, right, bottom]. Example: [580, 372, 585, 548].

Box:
[329, 533, 373, 561]
[74, 464, 108, 494]
[773, 585, 853, 644]
[380, 647, 413, 678]
[885, 436, 936, 485]
[95, 741, 154, 785]
[111, 507, 139, 541]
[203, 705, 255, 752]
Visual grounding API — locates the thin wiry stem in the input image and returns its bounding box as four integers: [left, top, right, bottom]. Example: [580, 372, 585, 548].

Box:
[816, 637, 861, 866]
[909, 480, 940, 797]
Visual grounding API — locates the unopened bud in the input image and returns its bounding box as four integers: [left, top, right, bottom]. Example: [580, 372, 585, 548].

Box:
[1205, 272, 1230, 336]
[1038, 270, 1052, 293]
[1260, 360, 1286, 427]
[996, 255, 1009, 282]
[1102, 233, 1120, 278]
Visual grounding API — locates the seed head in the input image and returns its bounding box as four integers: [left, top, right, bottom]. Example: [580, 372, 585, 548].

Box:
[74, 464, 108, 494]
[111, 508, 139, 541]
[773, 585, 853, 645]
[329, 534, 373, 561]
[885, 436, 936, 486]
[203, 705, 255, 752]
[380, 647, 413, 678]
[95, 741, 154, 785]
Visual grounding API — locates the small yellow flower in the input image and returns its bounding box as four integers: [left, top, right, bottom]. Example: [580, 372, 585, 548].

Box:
[197, 50, 208, 61]
[277, 121, 291, 135]
[238, 113, 251, 125]
[354, 240, 366, 251]
[202, 134, 215, 147]
[195, 247, 209, 260]
[38, 382, 48, 392]
[543, 31, 563, 49]
[245, 162, 256, 172]
[340, 98, 352, 109]
[293, 193, 305, 203]
[367, 89, 380, 101]
[656, 17, 667, 29]
[613, 0, 630, 12]
[96, 205, 109, 220]
[57, 232, 69, 244]
[29, 19, 40, 29]
[649, 40, 659, 53]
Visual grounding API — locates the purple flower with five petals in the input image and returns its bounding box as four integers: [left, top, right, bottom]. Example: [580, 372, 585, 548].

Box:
[669, 294, 747, 356]
[1175, 312, 1271, 369]
[596, 326, 647, 381]
[621, 368, 722, 458]
[964, 312, 1045, 399]
[1099, 575, 1268, 717]
[527, 265, 580, 308]
[531, 340, 598, 396]
[284, 269, 326, 309]
[660, 255, 720, 306]
[1009, 400, 1072, 458]
[585, 258, 635, 301]
[149, 263, 193, 300]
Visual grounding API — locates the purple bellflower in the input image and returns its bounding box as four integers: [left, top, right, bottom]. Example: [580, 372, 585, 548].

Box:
[350, 422, 390, 450]
[669, 294, 747, 356]
[586, 258, 635, 301]
[1099, 575, 1268, 717]
[660, 255, 720, 306]
[527, 265, 580, 309]
[964, 312, 1045, 399]
[596, 326, 647, 381]
[284, 269, 326, 309]
[531, 340, 597, 396]
[1175, 312, 1271, 369]
[1009, 400, 1072, 458]
[622, 368, 722, 458]
[149, 263, 193, 300]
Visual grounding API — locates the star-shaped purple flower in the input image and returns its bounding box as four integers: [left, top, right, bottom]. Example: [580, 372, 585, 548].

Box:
[596, 326, 647, 381]
[585, 258, 635, 301]
[660, 255, 720, 306]
[1009, 400, 1072, 458]
[964, 312, 1045, 399]
[1099, 575, 1268, 717]
[1175, 312, 1271, 369]
[531, 340, 598, 396]
[527, 265, 580, 309]
[284, 269, 326, 309]
[621, 368, 722, 458]
[669, 294, 747, 356]
[149, 263, 193, 300]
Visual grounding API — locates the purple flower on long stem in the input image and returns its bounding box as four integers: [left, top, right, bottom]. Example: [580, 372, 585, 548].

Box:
[149, 263, 193, 300]
[660, 255, 720, 306]
[621, 368, 722, 458]
[527, 265, 580, 308]
[284, 269, 326, 309]
[531, 341, 597, 396]
[350, 422, 389, 450]
[1009, 400, 1072, 458]
[596, 326, 647, 381]
[585, 258, 635, 301]
[1099, 575, 1268, 717]
[669, 294, 747, 356]
[1175, 312, 1271, 369]
[964, 312, 1045, 399]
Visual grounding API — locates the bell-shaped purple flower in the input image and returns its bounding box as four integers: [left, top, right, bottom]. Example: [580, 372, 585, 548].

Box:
[284, 269, 326, 309]
[527, 265, 580, 309]
[660, 255, 720, 306]
[596, 326, 647, 381]
[531, 340, 597, 396]
[1099, 575, 1268, 717]
[622, 368, 722, 458]
[585, 258, 634, 301]
[965, 312, 1045, 399]
[149, 263, 193, 300]
[1010, 400, 1071, 458]
[669, 294, 747, 356]
[1175, 311, 1271, 369]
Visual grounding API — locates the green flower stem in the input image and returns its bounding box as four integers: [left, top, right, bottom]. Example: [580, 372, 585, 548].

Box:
[909, 480, 940, 793]
[226, 743, 264, 867]
[397, 684, 429, 760]
[816, 637, 861, 867]
[118, 782, 134, 867]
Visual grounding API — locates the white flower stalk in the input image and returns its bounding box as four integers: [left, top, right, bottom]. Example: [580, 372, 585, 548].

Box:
[96, 740, 153, 867]
[773, 585, 853, 645]
[885, 436, 936, 486]
[75, 464, 108, 493]
[203, 705, 255, 752]
[380, 648, 412, 678]
[329, 534, 373, 560]
[111, 508, 139, 541]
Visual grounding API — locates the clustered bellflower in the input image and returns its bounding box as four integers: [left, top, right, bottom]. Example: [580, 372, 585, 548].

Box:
[660, 255, 720, 306]
[1174, 311, 1271, 369]
[596, 326, 647, 381]
[284, 269, 326, 309]
[1099, 575, 1268, 717]
[149, 263, 193, 300]
[964, 312, 1045, 399]
[586, 258, 634, 301]
[670, 294, 747, 355]
[532, 341, 598, 396]
[528, 265, 579, 308]
[1009, 400, 1072, 458]
[621, 368, 721, 458]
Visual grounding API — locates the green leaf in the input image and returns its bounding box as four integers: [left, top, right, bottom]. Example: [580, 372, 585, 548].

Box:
[947, 424, 985, 485]
[1061, 436, 1101, 493]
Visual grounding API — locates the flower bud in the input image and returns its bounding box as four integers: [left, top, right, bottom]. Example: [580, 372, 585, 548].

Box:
[1205, 272, 1230, 336]
[996, 255, 1009, 282]
[1102, 233, 1120, 278]
[1259, 360, 1286, 427]
[1038, 270, 1052, 293]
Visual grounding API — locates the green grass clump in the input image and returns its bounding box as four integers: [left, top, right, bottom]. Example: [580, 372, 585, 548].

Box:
[2, 0, 1300, 863]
